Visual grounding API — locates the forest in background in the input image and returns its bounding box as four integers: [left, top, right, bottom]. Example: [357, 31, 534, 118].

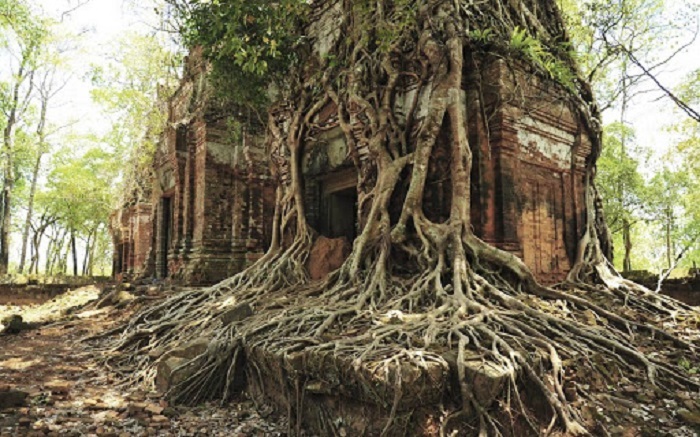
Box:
[0, 0, 181, 277]
[0, 0, 699, 279]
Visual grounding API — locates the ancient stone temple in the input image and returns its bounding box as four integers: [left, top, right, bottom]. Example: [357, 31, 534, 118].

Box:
[299, 56, 589, 285]
[111, 49, 274, 285]
[114, 56, 589, 286]
[114, 44, 589, 288]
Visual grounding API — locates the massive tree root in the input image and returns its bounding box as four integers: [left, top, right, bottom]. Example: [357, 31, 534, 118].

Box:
[102, 0, 700, 435]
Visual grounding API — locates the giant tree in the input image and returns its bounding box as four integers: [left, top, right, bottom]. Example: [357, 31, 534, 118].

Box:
[110, 0, 699, 434]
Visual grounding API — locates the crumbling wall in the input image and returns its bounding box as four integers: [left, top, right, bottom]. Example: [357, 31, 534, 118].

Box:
[110, 203, 153, 280]
[147, 49, 274, 285]
[297, 55, 591, 284]
[468, 58, 589, 284]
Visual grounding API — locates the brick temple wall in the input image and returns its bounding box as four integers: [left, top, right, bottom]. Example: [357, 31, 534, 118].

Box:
[150, 49, 273, 285]
[469, 59, 590, 284]
[110, 203, 153, 280]
[297, 53, 592, 285]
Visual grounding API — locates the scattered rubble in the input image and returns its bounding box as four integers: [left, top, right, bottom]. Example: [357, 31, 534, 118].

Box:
[0, 315, 30, 335]
[0, 287, 286, 437]
[0, 285, 101, 332]
[2, 281, 699, 436]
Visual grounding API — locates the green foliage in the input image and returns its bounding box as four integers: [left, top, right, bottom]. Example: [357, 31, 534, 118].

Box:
[597, 124, 645, 227]
[41, 146, 115, 235]
[597, 123, 649, 269]
[468, 28, 494, 44]
[183, 0, 307, 75]
[679, 356, 699, 375]
[362, 0, 417, 53]
[508, 26, 576, 90]
[559, 0, 695, 111]
[172, 0, 310, 108]
[89, 32, 180, 204]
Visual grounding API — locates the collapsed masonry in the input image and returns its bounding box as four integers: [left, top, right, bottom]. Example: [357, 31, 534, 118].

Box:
[112, 54, 590, 287]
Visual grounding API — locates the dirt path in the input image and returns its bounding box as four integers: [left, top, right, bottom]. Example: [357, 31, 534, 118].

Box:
[0, 301, 286, 436]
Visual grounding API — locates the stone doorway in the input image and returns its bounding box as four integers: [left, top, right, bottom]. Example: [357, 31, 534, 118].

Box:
[322, 186, 357, 241]
[318, 170, 358, 242]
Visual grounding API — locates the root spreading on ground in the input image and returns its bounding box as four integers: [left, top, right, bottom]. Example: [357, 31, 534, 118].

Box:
[98, 0, 700, 434]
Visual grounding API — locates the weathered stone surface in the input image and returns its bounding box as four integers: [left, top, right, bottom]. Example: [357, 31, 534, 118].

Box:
[270, 346, 449, 408]
[219, 303, 253, 326]
[110, 204, 153, 282]
[144, 404, 164, 415]
[248, 344, 450, 436]
[462, 357, 511, 406]
[155, 358, 188, 393]
[306, 236, 351, 280]
[45, 381, 71, 395]
[111, 48, 274, 286]
[155, 339, 210, 393]
[443, 351, 511, 408]
[96, 290, 135, 309]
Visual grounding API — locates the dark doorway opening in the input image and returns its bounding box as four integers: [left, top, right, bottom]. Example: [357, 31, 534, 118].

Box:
[159, 197, 173, 278]
[321, 186, 358, 242]
[116, 244, 124, 274]
[176, 125, 188, 152]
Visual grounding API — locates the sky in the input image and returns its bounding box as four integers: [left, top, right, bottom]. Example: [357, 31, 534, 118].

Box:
[32, 0, 168, 139]
[28, 0, 700, 167]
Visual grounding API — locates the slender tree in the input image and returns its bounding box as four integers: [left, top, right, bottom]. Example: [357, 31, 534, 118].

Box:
[17, 64, 70, 273]
[0, 0, 46, 274]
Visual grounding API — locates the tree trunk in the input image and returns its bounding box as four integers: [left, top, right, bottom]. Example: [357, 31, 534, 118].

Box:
[45, 233, 55, 274]
[82, 229, 94, 276]
[30, 217, 52, 274]
[71, 230, 78, 276]
[1, 61, 34, 275]
[1, 125, 15, 275]
[622, 217, 632, 272]
[18, 96, 49, 273]
[87, 225, 99, 276]
[48, 227, 65, 275]
[619, 74, 633, 274]
[30, 231, 40, 274]
[666, 206, 673, 270]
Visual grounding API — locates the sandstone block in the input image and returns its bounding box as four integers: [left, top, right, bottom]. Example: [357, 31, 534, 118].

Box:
[306, 236, 351, 280]
[1, 314, 29, 334]
[444, 352, 511, 408]
[219, 303, 253, 326]
[155, 339, 210, 393]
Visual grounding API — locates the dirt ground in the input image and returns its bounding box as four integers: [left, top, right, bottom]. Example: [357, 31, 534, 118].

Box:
[2, 285, 699, 436]
[0, 290, 287, 436]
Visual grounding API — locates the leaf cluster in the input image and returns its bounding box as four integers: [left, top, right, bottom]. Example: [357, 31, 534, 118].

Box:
[509, 26, 577, 90]
[168, 0, 310, 109]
